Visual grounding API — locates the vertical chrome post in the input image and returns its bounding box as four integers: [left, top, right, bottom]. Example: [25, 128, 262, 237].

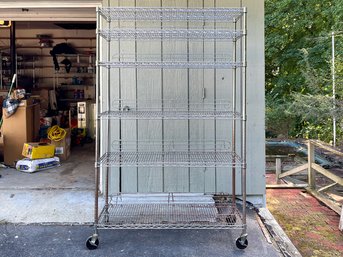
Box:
[232, 19, 237, 207]
[241, 7, 248, 235]
[94, 6, 101, 232]
[105, 14, 111, 211]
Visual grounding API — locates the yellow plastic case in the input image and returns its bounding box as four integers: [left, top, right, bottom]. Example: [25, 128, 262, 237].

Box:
[22, 143, 55, 159]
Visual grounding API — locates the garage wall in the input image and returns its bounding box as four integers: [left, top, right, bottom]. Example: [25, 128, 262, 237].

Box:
[0, 26, 96, 99]
[99, 0, 265, 205]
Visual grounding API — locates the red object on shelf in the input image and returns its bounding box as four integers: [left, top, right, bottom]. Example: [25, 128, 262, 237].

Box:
[70, 118, 78, 129]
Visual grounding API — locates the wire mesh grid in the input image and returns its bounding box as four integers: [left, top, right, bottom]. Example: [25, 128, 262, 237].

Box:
[98, 60, 242, 69]
[98, 29, 244, 40]
[97, 194, 244, 229]
[98, 7, 244, 22]
[98, 53, 242, 69]
[97, 141, 243, 168]
[98, 151, 242, 168]
[99, 99, 241, 120]
[99, 110, 241, 119]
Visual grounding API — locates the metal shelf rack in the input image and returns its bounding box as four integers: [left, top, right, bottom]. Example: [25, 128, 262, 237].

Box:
[98, 7, 244, 22]
[87, 6, 248, 250]
[97, 140, 242, 168]
[99, 110, 241, 119]
[97, 151, 241, 168]
[98, 28, 244, 40]
[97, 196, 243, 230]
[99, 60, 242, 69]
[99, 99, 241, 120]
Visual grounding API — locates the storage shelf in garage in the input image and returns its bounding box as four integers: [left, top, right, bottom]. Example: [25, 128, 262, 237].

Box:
[98, 99, 241, 120]
[98, 201, 244, 230]
[98, 61, 243, 69]
[98, 7, 244, 22]
[99, 110, 242, 120]
[98, 29, 244, 40]
[97, 150, 243, 168]
[88, 5, 249, 250]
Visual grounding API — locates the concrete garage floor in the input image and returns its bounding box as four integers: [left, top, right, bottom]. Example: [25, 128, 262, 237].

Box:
[0, 143, 96, 223]
[0, 143, 95, 190]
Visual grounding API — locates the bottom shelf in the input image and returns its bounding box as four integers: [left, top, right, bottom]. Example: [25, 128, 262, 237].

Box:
[97, 195, 244, 229]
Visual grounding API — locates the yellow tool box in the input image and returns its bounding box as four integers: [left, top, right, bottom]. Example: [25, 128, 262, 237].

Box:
[22, 143, 55, 159]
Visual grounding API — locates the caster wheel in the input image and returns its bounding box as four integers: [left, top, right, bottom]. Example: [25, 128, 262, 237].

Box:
[236, 237, 248, 249]
[86, 236, 99, 250]
[226, 214, 237, 225]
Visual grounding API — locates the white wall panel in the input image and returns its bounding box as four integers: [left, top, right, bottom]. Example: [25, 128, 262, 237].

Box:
[162, 0, 189, 192]
[136, 0, 164, 192]
[119, 0, 138, 193]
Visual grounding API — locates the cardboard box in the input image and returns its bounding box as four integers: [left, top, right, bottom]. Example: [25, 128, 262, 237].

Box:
[18, 98, 34, 107]
[22, 143, 55, 159]
[0, 133, 3, 161]
[3, 101, 40, 166]
[50, 128, 71, 161]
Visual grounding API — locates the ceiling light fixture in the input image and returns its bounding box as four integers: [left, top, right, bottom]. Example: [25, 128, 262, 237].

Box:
[0, 21, 11, 28]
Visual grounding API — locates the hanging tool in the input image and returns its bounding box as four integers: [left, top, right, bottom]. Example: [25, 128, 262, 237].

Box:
[0, 74, 17, 128]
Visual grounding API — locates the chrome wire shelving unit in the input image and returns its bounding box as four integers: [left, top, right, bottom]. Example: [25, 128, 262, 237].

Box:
[99, 110, 241, 119]
[98, 7, 244, 22]
[98, 60, 242, 69]
[87, 6, 248, 250]
[97, 194, 243, 230]
[99, 99, 242, 120]
[97, 141, 242, 168]
[98, 28, 244, 40]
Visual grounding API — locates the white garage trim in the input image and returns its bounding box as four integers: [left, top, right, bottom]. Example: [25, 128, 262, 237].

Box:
[0, 1, 101, 8]
[0, 0, 101, 21]
[0, 8, 97, 21]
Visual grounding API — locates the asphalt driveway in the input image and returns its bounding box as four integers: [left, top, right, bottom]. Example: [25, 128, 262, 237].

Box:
[0, 209, 281, 257]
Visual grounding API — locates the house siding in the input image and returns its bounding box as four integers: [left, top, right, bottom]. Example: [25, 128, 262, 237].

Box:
[99, 0, 265, 205]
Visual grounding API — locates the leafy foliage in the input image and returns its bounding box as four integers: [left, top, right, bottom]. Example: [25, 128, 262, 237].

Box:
[265, 0, 343, 144]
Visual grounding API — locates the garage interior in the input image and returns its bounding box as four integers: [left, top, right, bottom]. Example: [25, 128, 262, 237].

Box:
[0, 20, 96, 190]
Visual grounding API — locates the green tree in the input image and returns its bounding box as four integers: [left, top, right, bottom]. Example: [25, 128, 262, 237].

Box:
[265, 0, 343, 144]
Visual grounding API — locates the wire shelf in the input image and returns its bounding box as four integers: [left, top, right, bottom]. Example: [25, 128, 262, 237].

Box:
[98, 140, 241, 168]
[98, 7, 244, 22]
[99, 99, 241, 120]
[97, 194, 244, 229]
[99, 61, 242, 69]
[99, 110, 241, 120]
[97, 151, 241, 168]
[98, 29, 244, 41]
[98, 140, 242, 168]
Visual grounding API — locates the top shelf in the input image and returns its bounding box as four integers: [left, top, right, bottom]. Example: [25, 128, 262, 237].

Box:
[98, 7, 245, 22]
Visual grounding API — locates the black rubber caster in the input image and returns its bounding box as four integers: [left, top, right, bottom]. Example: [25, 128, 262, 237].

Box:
[86, 235, 99, 250]
[236, 237, 248, 249]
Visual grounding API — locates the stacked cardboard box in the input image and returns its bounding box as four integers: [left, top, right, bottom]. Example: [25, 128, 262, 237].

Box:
[50, 128, 71, 161]
[2, 99, 40, 166]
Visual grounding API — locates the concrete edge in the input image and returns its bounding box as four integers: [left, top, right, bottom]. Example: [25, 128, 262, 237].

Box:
[258, 208, 302, 257]
[0, 221, 94, 226]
